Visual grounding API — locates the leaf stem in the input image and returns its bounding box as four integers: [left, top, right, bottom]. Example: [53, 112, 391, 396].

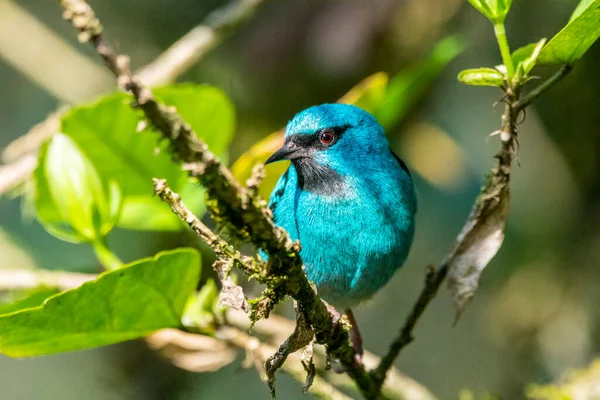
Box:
[514, 64, 574, 111]
[494, 23, 515, 80]
[92, 238, 123, 270]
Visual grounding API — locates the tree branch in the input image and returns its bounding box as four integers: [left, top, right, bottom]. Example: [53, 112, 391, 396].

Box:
[152, 178, 375, 393]
[514, 65, 574, 112]
[153, 178, 258, 312]
[0, 153, 37, 196]
[56, 0, 373, 396]
[0, 267, 433, 400]
[220, 326, 353, 400]
[371, 264, 448, 386]
[370, 84, 519, 395]
[0, 0, 265, 197]
[137, 0, 267, 87]
[227, 309, 439, 400]
[0, 269, 96, 292]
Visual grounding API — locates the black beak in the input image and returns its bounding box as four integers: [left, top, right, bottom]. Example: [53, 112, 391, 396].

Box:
[265, 141, 306, 165]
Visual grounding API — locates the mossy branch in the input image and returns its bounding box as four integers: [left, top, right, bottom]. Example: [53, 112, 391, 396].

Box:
[0, 267, 436, 400]
[56, 0, 373, 396]
[53, 1, 577, 399]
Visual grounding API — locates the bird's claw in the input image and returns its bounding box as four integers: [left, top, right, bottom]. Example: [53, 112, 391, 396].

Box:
[324, 305, 365, 373]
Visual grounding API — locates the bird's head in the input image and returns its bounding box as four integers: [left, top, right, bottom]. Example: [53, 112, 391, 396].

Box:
[266, 103, 389, 166]
[265, 104, 392, 194]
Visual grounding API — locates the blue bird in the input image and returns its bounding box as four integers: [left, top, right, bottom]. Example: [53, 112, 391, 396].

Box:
[265, 104, 416, 361]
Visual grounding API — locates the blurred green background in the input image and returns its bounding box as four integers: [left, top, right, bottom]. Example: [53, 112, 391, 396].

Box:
[1, 0, 599, 398]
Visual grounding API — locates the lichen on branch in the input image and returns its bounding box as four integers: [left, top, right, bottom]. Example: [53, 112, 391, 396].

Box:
[55, 0, 372, 395]
[55, 1, 576, 399]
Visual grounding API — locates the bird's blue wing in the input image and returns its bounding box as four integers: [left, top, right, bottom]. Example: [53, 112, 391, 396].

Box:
[269, 168, 289, 214]
[260, 166, 299, 261]
[268, 167, 299, 240]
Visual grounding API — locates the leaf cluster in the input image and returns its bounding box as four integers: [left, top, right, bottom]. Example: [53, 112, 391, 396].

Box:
[460, 0, 600, 89]
[0, 38, 464, 359]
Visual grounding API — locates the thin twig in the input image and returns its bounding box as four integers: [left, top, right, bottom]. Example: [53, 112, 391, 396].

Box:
[264, 305, 315, 396]
[0, 109, 63, 197]
[146, 328, 238, 373]
[137, 0, 267, 86]
[0, 269, 96, 292]
[371, 265, 448, 386]
[514, 65, 574, 112]
[153, 178, 256, 312]
[227, 309, 439, 400]
[0, 266, 429, 400]
[147, 327, 349, 399]
[371, 84, 520, 395]
[1, 108, 63, 165]
[220, 326, 353, 400]
[0, 153, 37, 196]
[0, 0, 114, 103]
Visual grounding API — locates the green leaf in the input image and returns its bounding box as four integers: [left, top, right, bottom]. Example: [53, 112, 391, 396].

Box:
[373, 35, 466, 128]
[337, 72, 389, 114]
[467, 0, 496, 22]
[154, 84, 235, 164]
[60, 84, 235, 231]
[571, 0, 595, 21]
[0, 248, 201, 357]
[526, 359, 600, 400]
[467, 0, 512, 23]
[511, 38, 547, 82]
[35, 134, 122, 243]
[34, 147, 87, 243]
[538, 0, 600, 65]
[458, 68, 505, 87]
[0, 288, 59, 316]
[182, 279, 219, 332]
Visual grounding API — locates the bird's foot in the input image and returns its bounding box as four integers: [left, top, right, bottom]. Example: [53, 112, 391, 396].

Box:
[322, 301, 348, 373]
[324, 305, 365, 373]
[345, 309, 364, 367]
[324, 301, 341, 325]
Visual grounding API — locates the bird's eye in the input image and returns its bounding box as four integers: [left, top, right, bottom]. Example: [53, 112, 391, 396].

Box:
[318, 129, 335, 145]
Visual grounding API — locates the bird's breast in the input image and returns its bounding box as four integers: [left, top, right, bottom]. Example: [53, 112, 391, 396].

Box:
[293, 175, 415, 308]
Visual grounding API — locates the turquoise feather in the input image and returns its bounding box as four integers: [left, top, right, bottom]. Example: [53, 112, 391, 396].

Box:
[265, 104, 416, 308]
